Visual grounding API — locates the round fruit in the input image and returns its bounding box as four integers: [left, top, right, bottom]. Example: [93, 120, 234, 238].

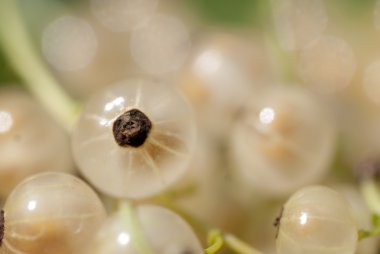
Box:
[276, 185, 357, 254]
[0, 88, 73, 199]
[130, 14, 191, 75]
[42, 15, 98, 72]
[230, 86, 336, 196]
[72, 78, 196, 199]
[1, 172, 107, 254]
[297, 35, 356, 93]
[86, 204, 203, 254]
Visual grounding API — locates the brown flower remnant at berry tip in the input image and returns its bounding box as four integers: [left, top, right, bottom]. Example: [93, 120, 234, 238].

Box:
[112, 109, 152, 148]
[0, 210, 4, 246]
[273, 206, 283, 239]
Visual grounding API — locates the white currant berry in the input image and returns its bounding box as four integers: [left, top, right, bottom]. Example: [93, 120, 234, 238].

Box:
[230, 86, 336, 196]
[130, 14, 191, 75]
[72, 78, 196, 199]
[178, 33, 272, 137]
[86, 204, 203, 254]
[276, 186, 358, 254]
[0, 88, 73, 199]
[297, 35, 356, 93]
[1, 172, 107, 254]
[47, 14, 137, 99]
[42, 16, 98, 71]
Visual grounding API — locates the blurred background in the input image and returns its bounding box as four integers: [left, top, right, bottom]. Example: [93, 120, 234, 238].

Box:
[2, 0, 380, 253]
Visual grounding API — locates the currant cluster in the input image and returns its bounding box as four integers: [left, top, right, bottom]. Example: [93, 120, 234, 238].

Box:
[1, 0, 380, 254]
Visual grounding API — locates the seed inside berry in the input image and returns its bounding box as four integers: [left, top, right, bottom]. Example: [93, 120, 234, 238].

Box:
[112, 109, 152, 148]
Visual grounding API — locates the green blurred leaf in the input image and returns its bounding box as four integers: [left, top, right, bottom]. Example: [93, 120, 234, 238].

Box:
[331, 0, 377, 17]
[184, 0, 261, 27]
[0, 47, 19, 84]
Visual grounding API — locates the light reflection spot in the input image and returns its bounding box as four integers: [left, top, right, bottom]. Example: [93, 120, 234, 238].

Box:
[104, 97, 125, 112]
[117, 232, 130, 245]
[27, 200, 37, 211]
[0, 111, 13, 133]
[300, 212, 308, 225]
[193, 50, 222, 77]
[259, 107, 275, 125]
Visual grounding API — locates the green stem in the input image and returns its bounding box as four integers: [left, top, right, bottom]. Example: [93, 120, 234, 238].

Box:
[118, 201, 155, 254]
[258, 0, 296, 83]
[204, 230, 224, 254]
[358, 227, 380, 241]
[360, 179, 380, 215]
[204, 230, 263, 254]
[0, 0, 79, 130]
[265, 34, 296, 83]
[224, 234, 263, 254]
[359, 179, 380, 240]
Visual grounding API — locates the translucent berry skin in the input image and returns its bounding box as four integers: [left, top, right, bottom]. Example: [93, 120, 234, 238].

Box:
[297, 35, 356, 94]
[1, 172, 107, 254]
[86, 204, 203, 254]
[41, 16, 98, 72]
[276, 186, 357, 254]
[230, 86, 336, 196]
[0, 88, 73, 199]
[72, 78, 196, 199]
[130, 14, 191, 75]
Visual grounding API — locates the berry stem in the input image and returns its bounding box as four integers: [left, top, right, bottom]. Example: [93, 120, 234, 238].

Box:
[204, 230, 224, 254]
[257, 0, 296, 82]
[360, 179, 380, 215]
[204, 230, 264, 254]
[0, 0, 79, 130]
[359, 179, 380, 240]
[224, 233, 263, 254]
[118, 201, 155, 254]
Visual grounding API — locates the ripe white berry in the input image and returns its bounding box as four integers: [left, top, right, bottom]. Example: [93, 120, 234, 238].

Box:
[230, 86, 336, 196]
[0, 88, 73, 199]
[2, 172, 107, 254]
[276, 186, 357, 254]
[86, 204, 203, 254]
[297, 35, 356, 93]
[72, 78, 196, 199]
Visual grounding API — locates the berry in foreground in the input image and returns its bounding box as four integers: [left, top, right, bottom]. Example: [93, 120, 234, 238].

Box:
[1, 172, 106, 254]
[86, 204, 203, 254]
[276, 185, 357, 254]
[72, 78, 196, 199]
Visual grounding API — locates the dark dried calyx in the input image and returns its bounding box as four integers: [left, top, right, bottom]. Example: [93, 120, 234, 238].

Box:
[0, 210, 4, 246]
[113, 109, 152, 148]
[273, 206, 283, 239]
